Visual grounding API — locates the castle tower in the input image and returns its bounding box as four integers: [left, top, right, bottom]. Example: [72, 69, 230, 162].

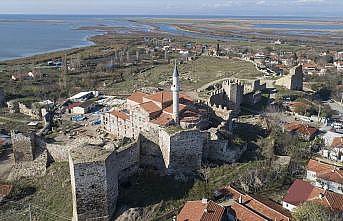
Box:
[171, 61, 180, 124]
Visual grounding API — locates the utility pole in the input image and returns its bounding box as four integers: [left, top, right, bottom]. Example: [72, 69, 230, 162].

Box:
[317, 105, 321, 128]
[29, 204, 32, 221]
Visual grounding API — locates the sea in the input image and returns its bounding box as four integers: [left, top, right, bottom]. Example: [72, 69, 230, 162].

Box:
[0, 15, 342, 61]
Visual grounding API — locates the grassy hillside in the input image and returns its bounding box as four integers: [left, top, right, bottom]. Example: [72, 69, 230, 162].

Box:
[0, 162, 72, 221]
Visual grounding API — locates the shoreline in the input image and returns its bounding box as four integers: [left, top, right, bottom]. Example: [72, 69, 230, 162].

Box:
[0, 33, 99, 63]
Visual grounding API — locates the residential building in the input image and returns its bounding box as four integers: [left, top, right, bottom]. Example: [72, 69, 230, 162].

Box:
[71, 100, 96, 115]
[177, 199, 226, 221]
[284, 122, 318, 141]
[215, 185, 291, 221]
[306, 159, 343, 194]
[320, 136, 343, 163]
[282, 179, 343, 212]
[0, 184, 12, 202]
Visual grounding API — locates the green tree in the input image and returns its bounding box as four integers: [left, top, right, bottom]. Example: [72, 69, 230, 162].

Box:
[293, 202, 332, 221]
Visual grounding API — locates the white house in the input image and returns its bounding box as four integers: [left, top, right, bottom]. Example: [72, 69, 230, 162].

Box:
[306, 159, 343, 194]
[283, 179, 343, 212]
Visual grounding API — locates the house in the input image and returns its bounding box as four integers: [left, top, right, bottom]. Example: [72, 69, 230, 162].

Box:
[302, 63, 317, 75]
[282, 179, 343, 212]
[306, 159, 343, 194]
[322, 131, 343, 146]
[320, 136, 343, 163]
[284, 122, 318, 141]
[334, 61, 343, 72]
[177, 199, 226, 221]
[0, 184, 12, 202]
[68, 91, 99, 102]
[215, 185, 291, 221]
[71, 100, 96, 115]
[66, 102, 81, 114]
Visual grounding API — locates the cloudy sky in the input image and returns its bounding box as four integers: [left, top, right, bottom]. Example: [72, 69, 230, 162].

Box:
[0, 0, 342, 16]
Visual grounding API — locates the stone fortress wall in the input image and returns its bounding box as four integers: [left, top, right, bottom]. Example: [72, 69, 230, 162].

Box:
[275, 65, 303, 91]
[69, 150, 118, 221]
[159, 129, 206, 175]
[11, 131, 36, 163]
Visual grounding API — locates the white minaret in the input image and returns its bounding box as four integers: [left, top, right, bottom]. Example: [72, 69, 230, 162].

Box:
[171, 61, 180, 124]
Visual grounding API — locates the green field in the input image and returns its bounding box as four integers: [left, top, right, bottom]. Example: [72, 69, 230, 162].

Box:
[108, 56, 263, 95]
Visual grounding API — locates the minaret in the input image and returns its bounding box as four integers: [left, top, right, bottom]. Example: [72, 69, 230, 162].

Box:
[171, 61, 180, 124]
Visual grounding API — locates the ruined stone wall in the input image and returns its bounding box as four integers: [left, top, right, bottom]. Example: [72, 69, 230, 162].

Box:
[70, 152, 118, 221]
[46, 143, 71, 162]
[0, 88, 5, 106]
[206, 140, 245, 163]
[115, 141, 140, 182]
[243, 91, 262, 105]
[290, 66, 303, 90]
[11, 132, 36, 163]
[275, 65, 303, 91]
[139, 132, 167, 173]
[159, 129, 205, 175]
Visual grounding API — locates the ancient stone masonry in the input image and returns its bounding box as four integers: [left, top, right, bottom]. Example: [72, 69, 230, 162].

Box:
[9, 132, 48, 180]
[69, 140, 140, 221]
[139, 132, 167, 172]
[276, 65, 303, 91]
[0, 88, 5, 106]
[116, 141, 140, 182]
[67, 65, 250, 220]
[69, 146, 118, 221]
[159, 129, 206, 175]
[11, 131, 37, 163]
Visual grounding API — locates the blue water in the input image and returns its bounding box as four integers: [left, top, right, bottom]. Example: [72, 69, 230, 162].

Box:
[0, 15, 152, 61]
[0, 15, 342, 61]
[254, 23, 343, 30]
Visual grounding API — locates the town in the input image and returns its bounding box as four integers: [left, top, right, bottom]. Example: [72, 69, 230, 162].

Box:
[0, 17, 343, 221]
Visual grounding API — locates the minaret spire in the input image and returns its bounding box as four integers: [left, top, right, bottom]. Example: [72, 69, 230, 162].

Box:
[171, 60, 180, 124]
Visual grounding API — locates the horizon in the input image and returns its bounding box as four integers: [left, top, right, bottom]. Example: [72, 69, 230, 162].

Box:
[1, 0, 343, 17]
[0, 14, 342, 19]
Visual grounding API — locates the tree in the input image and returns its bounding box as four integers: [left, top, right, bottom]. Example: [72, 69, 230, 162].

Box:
[293, 202, 341, 221]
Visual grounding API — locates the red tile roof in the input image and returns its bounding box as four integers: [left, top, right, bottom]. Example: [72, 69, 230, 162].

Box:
[296, 125, 318, 137]
[67, 102, 81, 110]
[307, 159, 343, 184]
[0, 184, 12, 198]
[230, 202, 266, 221]
[144, 91, 193, 105]
[163, 104, 187, 115]
[177, 200, 225, 221]
[110, 110, 129, 121]
[222, 185, 291, 221]
[283, 179, 343, 211]
[150, 113, 174, 126]
[127, 91, 148, 104]
[285, 122, 318, 138]
[140, 101, 162, 114]
[331, 137, 343, 149]
[284, 122, 302, 132]
[283, 179, 324, 206]
[145, 92, 173, 104]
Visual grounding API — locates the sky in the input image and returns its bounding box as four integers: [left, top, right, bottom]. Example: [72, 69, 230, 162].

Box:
[0, 0, 342, 17]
